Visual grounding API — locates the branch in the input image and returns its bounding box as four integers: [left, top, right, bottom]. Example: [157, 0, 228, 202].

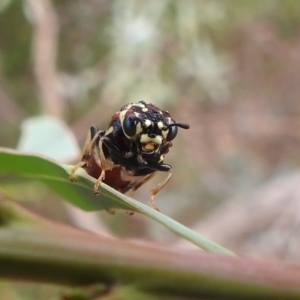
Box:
[25, 0, 65, 118]
[1, 197, 300, 299]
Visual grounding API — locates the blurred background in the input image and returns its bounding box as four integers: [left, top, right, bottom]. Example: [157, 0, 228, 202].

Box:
[2, 0, 300, 297]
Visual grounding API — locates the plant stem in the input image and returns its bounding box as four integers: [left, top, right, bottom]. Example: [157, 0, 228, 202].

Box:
[1, 199, 300, 299]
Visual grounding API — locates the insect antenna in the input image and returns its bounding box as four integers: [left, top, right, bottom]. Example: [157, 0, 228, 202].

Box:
[168, 122, 190, 130]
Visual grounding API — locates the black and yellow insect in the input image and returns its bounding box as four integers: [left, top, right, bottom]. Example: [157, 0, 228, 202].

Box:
[70, 101, 189, 210]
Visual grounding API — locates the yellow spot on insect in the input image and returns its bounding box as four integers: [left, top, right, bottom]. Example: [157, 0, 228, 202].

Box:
[142, 107, 148, 112]
[161, 129, 168, 139]
[105, 126, 114, 135]
[157, 121, 164, 129]
[135, 102, 146, 108]
[135, 122, 143, 135]
[144, 119, 152, 127]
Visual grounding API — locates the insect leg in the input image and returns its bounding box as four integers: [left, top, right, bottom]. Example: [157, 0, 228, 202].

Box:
[69, 126, 101, 181]
[140, 160, 172, 172]
[149, 171, 172, 211]
[82, 125, 100, 160]
[101, 136, 137, 168]
[93, 168, 106, 195]
[69, 161, 87, 182]
[101, 136, 125, 158]
[92, 137, 110, 194]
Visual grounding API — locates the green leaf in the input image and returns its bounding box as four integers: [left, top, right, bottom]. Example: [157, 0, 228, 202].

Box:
[0, 147, 234, 255]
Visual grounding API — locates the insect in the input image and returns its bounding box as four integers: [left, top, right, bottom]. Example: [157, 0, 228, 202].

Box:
[70, 101, 189, 210]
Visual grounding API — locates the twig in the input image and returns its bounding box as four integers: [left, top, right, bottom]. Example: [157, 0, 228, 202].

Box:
[1, 198, 300, 299]
[25, 0, 65, 119]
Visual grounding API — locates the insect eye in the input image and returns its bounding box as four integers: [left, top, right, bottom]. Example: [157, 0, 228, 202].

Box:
[166, 125, 178, 141]
[123, 115, 138, 137]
